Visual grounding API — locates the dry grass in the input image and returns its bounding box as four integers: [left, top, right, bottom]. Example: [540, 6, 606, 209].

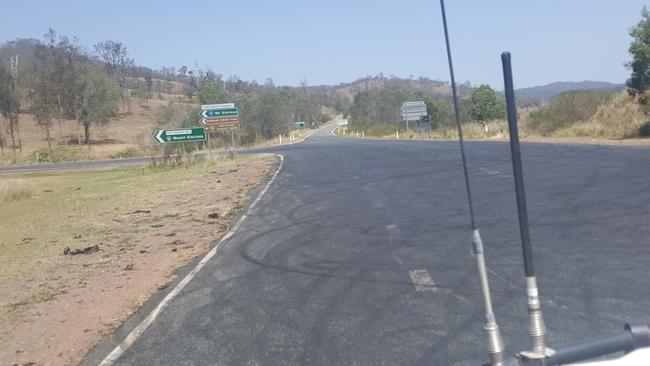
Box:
[0, 95, 191, 164]
[351, 94, 650, 143]
[0, 155, 274, 365]
[0, 179, 33, 203]
[435, 121, 512, 140]
[0, 156, 257, 290]
[551, 94, 647, 139]
[362, 120, 514, 141]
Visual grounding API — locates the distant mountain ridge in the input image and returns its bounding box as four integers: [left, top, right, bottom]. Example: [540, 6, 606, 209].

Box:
[515, 81, 625, 104]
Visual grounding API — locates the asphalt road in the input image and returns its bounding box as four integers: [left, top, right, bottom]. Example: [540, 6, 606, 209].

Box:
[0, 156, 154, 174]
[0, 136, 308, 174]
[84, 125, 650, 365]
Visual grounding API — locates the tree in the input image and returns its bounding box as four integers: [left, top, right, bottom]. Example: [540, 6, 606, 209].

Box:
[626, 7, 650, 104]
[177, 66, 188, 79]
[0, 63, 21, 153]
[426, 100, 455, 129]
[33, 31, 62, 147]
[33, 29, 88, 145]
[198, 81, 226, 104]
[469, 84, 505, 124]
[75, 67, 120, 145]
[183, 65, 217, 99]
[133, 70, 154, 103]
[0, 64, 14, 154]
[94, 40, 132, 87]
[31, 77, 56, 147]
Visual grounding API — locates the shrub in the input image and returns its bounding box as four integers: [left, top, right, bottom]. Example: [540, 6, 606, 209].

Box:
[110, 147, 143, 159]
[528, 90, 613, 134]
[551, 94, 646, 139]
[33, 147, 92, 163]
[365, 123, 399, 137]
[638, 121, 650, 137]
[0, 180, 33, 203]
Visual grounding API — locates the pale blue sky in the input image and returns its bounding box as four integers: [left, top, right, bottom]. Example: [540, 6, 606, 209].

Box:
[1, 0, 647, 88]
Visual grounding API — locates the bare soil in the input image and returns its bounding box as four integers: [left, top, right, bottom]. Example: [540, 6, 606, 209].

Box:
[0, 157, 274, 366]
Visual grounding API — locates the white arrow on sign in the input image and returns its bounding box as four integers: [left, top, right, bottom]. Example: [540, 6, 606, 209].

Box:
[154, 130, 164, 143]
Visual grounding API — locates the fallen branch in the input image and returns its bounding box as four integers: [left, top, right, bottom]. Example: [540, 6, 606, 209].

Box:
[63, 244, 100, 255]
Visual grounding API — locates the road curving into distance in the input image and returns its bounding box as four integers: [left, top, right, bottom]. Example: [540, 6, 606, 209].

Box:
[77, 124, 650, 365]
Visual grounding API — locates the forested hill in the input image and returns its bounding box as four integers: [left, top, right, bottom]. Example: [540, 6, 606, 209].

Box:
[515, 81, 625, 104]
[0, 37, 622, 109]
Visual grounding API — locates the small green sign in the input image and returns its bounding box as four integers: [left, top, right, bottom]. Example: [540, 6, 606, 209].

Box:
[294, 121, 306, 129]
[154, 127, 207, 144]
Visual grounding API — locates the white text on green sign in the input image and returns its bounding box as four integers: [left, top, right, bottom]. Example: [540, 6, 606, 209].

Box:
[154, 128, 207, 143]
[200, 108, 239, 118]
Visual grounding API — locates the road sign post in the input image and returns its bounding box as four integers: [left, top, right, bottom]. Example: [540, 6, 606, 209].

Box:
[401, 101, 428, 132]
[206, 131, 212, 158]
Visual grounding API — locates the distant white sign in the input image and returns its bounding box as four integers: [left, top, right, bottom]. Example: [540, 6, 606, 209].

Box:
[401, 101, 427, 121]
[201, 103, 235, 110]
[336, 119, 349, 126]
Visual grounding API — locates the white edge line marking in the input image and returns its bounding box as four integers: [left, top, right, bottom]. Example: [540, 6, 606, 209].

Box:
[286, 125, 319, 145]
[99, 154, 285, 366]
[282, 120, 333, 146]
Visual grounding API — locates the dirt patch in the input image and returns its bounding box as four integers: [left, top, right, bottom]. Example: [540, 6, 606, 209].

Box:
[0, 156, 274, 366]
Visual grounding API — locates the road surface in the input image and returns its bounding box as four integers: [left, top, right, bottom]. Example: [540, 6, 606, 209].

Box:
[0, 156, 154, 174]
[0, 131, 315, 174]
[83, 125, 650, 365]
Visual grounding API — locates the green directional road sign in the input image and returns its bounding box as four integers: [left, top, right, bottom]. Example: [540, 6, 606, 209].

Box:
[154, 127, 207, 144]
[294, 121, 306, 129]
[199, 108, 239, 118]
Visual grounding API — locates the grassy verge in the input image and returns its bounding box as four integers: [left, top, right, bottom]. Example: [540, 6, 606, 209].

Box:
[1, 154, 274, 365]
[0, 157, 255, 324]
[336, 121, 512, 141]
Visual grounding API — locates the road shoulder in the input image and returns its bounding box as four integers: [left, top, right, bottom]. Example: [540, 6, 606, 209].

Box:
[0, 155, 278, 366]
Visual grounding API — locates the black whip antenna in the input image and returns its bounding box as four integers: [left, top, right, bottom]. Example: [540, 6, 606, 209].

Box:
[439, 1, 505, 365]
[501, 52, 550, 361]
[501, 52, 650, 366]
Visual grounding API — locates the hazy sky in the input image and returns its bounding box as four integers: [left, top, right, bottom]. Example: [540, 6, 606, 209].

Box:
[1, 0, 647, 88]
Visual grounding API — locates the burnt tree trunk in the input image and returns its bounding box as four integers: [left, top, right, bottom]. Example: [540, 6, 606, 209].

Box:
[46, 126, 52, 148]
[83, 121, 91, 145]
[14, 114, 22, 152]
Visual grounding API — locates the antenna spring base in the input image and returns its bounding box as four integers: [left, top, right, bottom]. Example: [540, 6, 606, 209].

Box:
[485, 322, 505, 366]
[528, 298, 547, 357]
